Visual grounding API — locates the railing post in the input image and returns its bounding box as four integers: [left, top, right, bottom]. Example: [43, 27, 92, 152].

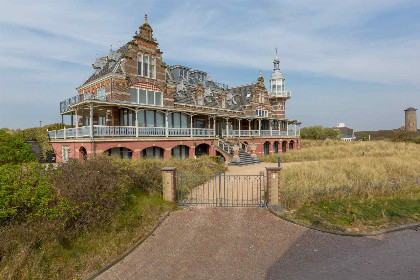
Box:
[75, 110, 79, 138]
[213, 117, 216, 137]
[266, 167, 281, 211]
[135, 110, 139, 137]
[162, 167, 176, 202]
[190, 114, 193, 138]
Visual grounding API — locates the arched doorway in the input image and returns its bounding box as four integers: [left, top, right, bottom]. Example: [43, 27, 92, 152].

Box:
[273, 141, 279, 154]
[79, 146, 87, 161]
[105, 147, 133, 159]
[242, 141, 248, 151]
[195, 143, 210, 157]
[289, 140, 294, 150]
[141, 147, 164, 159]
[172, 145, 189, 159]
[282, 141, 287, 153]
[263, 141, 271, 155]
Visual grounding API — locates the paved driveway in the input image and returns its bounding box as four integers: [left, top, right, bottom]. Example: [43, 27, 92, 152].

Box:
[96, 208, 420, 280]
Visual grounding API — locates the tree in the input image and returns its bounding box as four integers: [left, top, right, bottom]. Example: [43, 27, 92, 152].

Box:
[300, 126, 340, 140]
[0, 129, 36, 165]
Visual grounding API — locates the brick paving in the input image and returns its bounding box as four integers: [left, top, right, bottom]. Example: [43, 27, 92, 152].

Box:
[95, 207, 420, 280]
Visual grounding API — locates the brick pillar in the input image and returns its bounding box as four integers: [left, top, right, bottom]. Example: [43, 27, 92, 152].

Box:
[189, 146, 195, 158]
[250, 143, 257, 159]
[266, 167, 281, 211]
[231, 145, 240, 164]
[162, 167, 176, 202]
[163, 148, 171, 159]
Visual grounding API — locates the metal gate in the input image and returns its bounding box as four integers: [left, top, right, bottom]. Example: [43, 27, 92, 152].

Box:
[176, 172, 266, 207]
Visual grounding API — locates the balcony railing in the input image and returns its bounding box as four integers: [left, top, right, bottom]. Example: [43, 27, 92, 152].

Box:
[222, 129, 300, 137]
[60, 93, 107, 112]
[48, 126, 215, 139]
[270, 91, 292, 98]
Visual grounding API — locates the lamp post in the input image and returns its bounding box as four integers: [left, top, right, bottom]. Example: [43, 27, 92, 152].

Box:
[39, 120, 42, 127]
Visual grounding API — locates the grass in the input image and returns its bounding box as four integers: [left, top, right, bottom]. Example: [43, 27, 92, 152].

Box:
[1, 189, 176, 280]
[283, 189, 420, 233]
[270, 140, 420, 232]
[261, 139, 420, 163]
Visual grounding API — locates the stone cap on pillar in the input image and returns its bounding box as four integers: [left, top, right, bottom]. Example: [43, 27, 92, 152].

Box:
[266, 167, 281, 171]
[162, 167, 176, 171]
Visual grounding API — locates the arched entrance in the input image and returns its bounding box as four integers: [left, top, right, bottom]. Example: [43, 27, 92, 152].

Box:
[263, 141, 271, 155]
[105, 147, 133, 159]
[282, 141, 287, 153]
[216, 151, 226, 163]
[195, 143, 210, 157]
[242, 141, 248, 151]
[172, 145, 189, 159]
[141, 147, 164, 159]
[79, 146, 88, 161]
[273, 141, 279, 154]
[289, 140, 294, 150]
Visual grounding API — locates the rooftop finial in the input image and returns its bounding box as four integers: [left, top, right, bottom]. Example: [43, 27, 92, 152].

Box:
[144, 13, 148, 23]
[110, 44, 112, 51]
[275, 45, 278, 55]
[259, 70, 263, 77]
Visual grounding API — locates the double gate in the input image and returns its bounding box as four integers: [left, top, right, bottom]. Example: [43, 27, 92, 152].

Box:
[176, 172, 266, 207]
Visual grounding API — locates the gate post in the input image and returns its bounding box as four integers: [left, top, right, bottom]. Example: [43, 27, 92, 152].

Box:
[162, 167, 176, 202]
[266, 167, 281, 211]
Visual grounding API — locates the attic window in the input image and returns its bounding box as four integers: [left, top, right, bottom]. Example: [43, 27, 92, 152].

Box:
[197, 94, 203, 105]
[221, 98, 226, 108]
[256, 109, 268, 117]
[259, 93, 265, 103]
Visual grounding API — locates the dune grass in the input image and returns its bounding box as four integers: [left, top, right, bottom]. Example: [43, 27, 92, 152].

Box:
[262, 139, 420, 163]
[275, 140, 420, 232]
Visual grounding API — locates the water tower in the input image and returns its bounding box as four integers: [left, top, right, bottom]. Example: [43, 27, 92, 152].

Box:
[404, 107, 417, 132]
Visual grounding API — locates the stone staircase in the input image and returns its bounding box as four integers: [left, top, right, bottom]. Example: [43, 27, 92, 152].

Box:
[26, 140, 46, 163]
[217, 138, 261, 166]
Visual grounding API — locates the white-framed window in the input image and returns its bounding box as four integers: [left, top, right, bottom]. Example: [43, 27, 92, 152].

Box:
[197, 94, 203, 105]
[137, 54, 157, 79]
[259, 93, 265, 103]
[97, 86, 106, 101]
[279, 102, 285, 110]
[256, 109, 268, 117]
[62, 146, 69, 162]
[129, 87, 162, 106]
[221, 98, 226, 108]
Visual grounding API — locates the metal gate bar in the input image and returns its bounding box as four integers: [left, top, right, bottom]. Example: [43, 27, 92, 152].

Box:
[176, 172, 266, 207]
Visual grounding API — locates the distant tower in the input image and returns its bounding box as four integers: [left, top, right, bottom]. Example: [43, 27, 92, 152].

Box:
[269, 47, 291, 120]
[404, 107, 417, 132]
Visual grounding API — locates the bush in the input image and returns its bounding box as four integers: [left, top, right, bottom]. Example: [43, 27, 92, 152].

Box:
[51, 157, 129, 236]
[0, 129, 36, 165]
[0, 163, 53, 225]
[300, 126, 340, 140]
[390, 130, 419, 142]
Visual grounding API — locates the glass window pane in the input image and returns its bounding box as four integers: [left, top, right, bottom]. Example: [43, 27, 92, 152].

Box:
[156, 111, 164, 127]
[150, 57, 156, 79]
[143, 55, 149, 77]
[147, 90, 154, 105]
[130, 88, 138, 103]
[174, 113, 180, 128]
[181, 113, 188, 128]
[146, 110, 155, 127]
[155, 91, 162, 106]
[137, 54, 142, 76]
[139, 89, 146, 104]
[138, 111, 145, 127]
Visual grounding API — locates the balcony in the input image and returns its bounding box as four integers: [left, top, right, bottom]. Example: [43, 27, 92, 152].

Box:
[222, 129, 300, 137]
[48, 126, 215, 139]
[270, 91, 291, 99]
[60, 93, 108, 113]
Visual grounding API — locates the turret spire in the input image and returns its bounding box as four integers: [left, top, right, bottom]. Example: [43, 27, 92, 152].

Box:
[144, 13, 148, 24]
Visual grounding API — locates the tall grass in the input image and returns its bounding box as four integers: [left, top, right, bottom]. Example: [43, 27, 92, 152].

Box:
[262, 140, 420, 163]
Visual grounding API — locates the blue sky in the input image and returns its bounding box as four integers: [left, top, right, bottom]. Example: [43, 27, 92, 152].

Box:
[0, 0, 419, 130]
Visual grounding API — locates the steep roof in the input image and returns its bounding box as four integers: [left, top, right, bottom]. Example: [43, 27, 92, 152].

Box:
[81, 43, 129, 86]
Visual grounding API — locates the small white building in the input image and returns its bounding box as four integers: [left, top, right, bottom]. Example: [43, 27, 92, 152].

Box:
[336, 123, 356, 142]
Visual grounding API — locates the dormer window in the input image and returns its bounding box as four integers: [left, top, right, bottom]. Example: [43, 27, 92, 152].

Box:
[197, 94, 203, 105]
[259, 93, 265, 103]
[221, 98, 226, 108]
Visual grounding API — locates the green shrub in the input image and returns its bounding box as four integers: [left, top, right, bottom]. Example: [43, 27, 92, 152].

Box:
[0, 163, 53, 225]
[300, 126, 340, 140]
[390, 130, 419, 142]
[0, 129, 36, 165]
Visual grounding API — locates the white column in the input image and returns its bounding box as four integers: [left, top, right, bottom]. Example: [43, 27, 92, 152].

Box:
[165, 111, 169, 137]
[278, 120, 280, 135]
[294, 124, 297, 136]
[258, 119, 261, 137]
[225, 118, 229, 137]
[64, 126, 66, 139]
[239, 119, 241, 137]
[286, 122, 289, 136]
[190, 114, 193, 137]
[75, 110, 79, 138]
[270, 120, 272, 136]
[213, 117, 216, 137]
[90, 103, 94, 138]
[248, 120, 251, 135]
[135, 110, 139, 137]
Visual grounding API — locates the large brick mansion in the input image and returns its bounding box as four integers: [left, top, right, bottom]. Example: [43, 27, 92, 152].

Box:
[48, 15, 301, 164]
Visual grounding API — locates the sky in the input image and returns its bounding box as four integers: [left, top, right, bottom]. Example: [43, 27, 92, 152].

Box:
[0, 0, 419, 131]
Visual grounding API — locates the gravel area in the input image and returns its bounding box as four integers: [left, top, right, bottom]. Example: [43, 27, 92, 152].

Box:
[95, 207, 420, 280]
